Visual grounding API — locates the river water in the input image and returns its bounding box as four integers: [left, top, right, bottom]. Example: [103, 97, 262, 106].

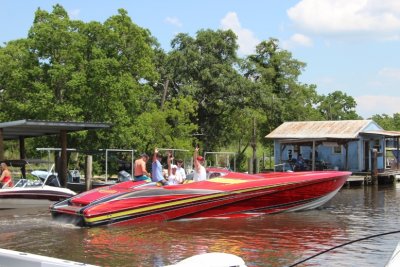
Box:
[1, 184, 400, 267]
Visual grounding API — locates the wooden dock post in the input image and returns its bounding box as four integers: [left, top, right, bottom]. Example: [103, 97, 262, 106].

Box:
[248, 158, 253, 174]
[85, 155, 93, 191]
[372, 149, 378, 184]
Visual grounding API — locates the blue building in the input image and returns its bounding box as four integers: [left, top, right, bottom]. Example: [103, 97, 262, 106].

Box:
[266, 120, 400, 172]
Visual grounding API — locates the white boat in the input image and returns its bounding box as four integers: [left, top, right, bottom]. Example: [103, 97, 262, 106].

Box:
[0, 160, 76, 209]
[385, 241, 400, 267]
[164, 252, 247, 267]
[0, 248, 99, 267]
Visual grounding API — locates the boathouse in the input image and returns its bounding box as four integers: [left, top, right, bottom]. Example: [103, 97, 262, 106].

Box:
[266, 120, 400, 173]
[0, 119, 110, 186]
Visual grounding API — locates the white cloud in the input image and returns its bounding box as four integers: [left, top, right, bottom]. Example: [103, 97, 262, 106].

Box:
[68, 9, 80, 20]
[287, 0, 400, 39]
[378, 67, 400, 80]
[165, 17, 182, 27]
[355, 95, 400, 118]
[364, 67, 400, 96]
[282, 33, 313, 49]
[220, 12, 259, 55]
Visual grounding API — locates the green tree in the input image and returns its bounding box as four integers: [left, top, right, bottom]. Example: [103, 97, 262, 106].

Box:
[318, 91, 360, 120]
[0, 5, 197, 156]
[167, 29, 246, 150]
[243, 38, 322, 143]
[0, 39, 43, 120]
[371, 113, 400, 131]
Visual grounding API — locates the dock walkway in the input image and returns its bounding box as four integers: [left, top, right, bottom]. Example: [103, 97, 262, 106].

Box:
[346, 170, 400, 186]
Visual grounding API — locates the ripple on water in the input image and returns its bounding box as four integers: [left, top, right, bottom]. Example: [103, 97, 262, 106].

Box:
[2, 186, 400, 266]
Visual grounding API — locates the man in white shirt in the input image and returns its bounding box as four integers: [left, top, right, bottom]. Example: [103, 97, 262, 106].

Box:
[167, 152, 184, 185]
[175, 159, 186, 181]
[193, 146, 206, 182]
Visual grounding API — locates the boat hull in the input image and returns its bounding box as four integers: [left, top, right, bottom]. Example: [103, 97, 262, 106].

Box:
[0, 187, 76, 209]
[0, 248, 99, 267]
[51, 170, 350, 227]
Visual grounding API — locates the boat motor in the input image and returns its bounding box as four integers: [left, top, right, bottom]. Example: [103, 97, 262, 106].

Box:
[118, 170, 133, 182]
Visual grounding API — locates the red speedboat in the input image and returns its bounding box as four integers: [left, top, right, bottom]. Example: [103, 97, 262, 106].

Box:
[50, 169, 350, 227]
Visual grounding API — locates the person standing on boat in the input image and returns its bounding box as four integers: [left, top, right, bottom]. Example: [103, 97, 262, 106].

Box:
[134, 153, 151, 182]
[193, 146, 206, 182]
[295, 153, 306, 171]
[166, 152, 184, 185]
[176, 159, 186, 181]
[152, 148, 168, 185]
[0, 162, 13, 188]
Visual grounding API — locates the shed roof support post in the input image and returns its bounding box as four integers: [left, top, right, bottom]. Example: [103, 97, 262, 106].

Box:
[344, 143, 349, 171]
[59, 130, 68, 187]
[19, 136, 26, 178]
[312, 140, 316, 171]
[0, 129, 4, 161]
[397, 137, 400, 170]
[19, 136, 26, 159]
[280, 144, 286, 164]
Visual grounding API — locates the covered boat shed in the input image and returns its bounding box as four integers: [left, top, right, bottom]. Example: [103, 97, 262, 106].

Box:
[0, 119, 110, 186]
[266, 120, 400, 172]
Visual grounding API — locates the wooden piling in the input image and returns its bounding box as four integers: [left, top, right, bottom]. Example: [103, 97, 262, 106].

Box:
[85, 155, 93, 191]
[372, 149, 378, 184]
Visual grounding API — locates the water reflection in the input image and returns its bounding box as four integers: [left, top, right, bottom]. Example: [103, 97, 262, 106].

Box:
[77, 210, 347, 267]
[1, 186, 400, 266]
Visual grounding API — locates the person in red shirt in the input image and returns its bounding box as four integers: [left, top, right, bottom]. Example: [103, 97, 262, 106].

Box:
[0, 162, 13, 188]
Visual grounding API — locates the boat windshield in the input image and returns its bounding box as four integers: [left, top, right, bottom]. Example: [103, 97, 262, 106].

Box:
[13, 179, 43, 188]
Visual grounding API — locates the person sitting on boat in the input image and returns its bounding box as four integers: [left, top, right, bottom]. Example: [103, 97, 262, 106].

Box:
[152, 148, 168, 185]
[295, 153, 306, 171]
[166, 152, 184, 185]
[134, 153, 151, 182]
[176, 159, 186, 180]
[0, 162, 13, 188]
[193, 146, 206, 182]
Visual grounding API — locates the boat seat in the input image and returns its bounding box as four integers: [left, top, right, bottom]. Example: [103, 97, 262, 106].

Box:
[45, 175, 61, 187]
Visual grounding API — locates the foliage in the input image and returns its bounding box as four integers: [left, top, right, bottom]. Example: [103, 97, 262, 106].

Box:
[0, 5, 196, 157]
[371, 113, 400, 131]
[317, 91, 361, 120]
[242, 38, 323, 146]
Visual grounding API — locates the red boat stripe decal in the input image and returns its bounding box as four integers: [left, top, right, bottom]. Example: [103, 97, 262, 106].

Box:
[83, 181, 304, 224]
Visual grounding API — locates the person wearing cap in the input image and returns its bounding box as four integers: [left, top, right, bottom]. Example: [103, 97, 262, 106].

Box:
[133, 153, 151, 181]
[152, 147, 168, 185]
[166, 152, 184, 185]
[193, 146, 206, 182]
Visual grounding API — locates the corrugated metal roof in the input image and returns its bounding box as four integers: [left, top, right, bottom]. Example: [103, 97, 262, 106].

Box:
[266, 120, 375, 139]
[0, 119, 111, 140]
[361, 130, 400, 137]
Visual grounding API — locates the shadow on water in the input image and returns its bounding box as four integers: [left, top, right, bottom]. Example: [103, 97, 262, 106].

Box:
[1, 185, 400, 266]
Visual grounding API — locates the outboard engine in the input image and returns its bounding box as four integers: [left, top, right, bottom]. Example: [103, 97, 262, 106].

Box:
[118, 170, 133, 182]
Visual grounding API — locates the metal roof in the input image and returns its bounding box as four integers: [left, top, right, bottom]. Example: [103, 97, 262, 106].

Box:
[266, 120, 376, 139]
[0, 119, 111, 140]
[360, 130, 400, 137]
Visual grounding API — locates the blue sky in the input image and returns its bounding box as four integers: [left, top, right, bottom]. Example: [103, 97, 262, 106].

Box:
[1, 0, 400, 119]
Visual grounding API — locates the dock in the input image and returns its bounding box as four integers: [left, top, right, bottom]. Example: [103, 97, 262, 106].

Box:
[345, 175, 366, 186]
[346, 170, 400, 186]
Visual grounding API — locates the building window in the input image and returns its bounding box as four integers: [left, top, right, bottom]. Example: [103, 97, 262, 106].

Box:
[333, 145, 342, 154]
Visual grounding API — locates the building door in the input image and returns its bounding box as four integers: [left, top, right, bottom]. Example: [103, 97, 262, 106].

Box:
[364, 141, 370, 171]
